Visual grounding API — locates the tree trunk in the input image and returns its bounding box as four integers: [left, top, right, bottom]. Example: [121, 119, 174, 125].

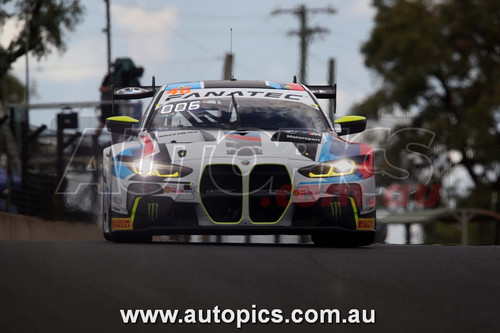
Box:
[0, 103, 21, 171]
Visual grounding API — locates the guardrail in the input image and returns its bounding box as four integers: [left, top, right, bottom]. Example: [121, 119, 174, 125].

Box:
[379, 208, 500, 245]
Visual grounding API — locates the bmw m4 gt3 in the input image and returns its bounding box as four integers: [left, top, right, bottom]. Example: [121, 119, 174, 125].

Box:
[102, 80, 376, 246]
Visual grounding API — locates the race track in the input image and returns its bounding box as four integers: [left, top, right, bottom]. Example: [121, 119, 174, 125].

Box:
[0, 241, 498, 332]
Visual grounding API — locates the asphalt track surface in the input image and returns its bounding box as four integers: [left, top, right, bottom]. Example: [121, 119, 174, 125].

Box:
[0, 241, 498, 333]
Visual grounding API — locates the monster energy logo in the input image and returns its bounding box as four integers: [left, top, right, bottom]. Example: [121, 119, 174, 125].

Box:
[147, 203, 159, 221]
[331, 202, 341, 219]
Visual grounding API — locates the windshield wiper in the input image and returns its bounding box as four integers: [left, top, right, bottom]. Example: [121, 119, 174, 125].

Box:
[230, 92, 242, 130]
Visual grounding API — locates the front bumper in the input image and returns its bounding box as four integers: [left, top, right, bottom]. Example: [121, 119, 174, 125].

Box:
[110, 181, 376, 235]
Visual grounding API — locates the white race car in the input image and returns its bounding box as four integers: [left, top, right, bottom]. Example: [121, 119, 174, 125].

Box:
[102, 80, 376, 246]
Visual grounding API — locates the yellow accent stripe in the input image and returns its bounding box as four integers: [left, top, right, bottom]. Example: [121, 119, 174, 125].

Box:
[334, 115, 366, 124]
[307, 161, 356, 178]
[350, 197, 359, 228]
[131, 165, 180, 177]
[107, 115, 139, 123]
[130, 197, 142, 226]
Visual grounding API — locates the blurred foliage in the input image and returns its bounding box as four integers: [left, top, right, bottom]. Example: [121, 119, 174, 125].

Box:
[0, 72, 24, 156]
[423, 220, 461, 245]
[467, 221, 499, 245]
[1, 72, 24, 103]
[423, 219, 500, 245]
[0, 0, 85, 101]
[353, 0, 500, 209]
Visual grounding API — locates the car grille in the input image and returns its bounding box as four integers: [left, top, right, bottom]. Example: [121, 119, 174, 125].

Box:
[200, 164, 292, 223]
[249, 165, 291, 222]
[200, 165, 243, 222]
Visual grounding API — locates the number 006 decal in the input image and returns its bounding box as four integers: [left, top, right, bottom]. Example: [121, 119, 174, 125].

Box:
[159, 101, 201, 114]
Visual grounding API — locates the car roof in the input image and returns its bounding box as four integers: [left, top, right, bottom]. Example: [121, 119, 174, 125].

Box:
[164, 80, 306, 91]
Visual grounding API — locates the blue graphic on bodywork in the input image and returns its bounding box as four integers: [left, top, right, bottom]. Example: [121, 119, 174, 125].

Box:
[165, 81, 203, 91]
[297, 172, 363, 185]
[318, 134, 362, 162]
[313, 134, 365, 182]
[112, 147, 141, 179]
[318, 134, 338, 162]
[266, 81, 282, 89]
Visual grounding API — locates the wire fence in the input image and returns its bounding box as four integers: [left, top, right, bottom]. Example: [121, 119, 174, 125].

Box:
[1, 101, 142, 222]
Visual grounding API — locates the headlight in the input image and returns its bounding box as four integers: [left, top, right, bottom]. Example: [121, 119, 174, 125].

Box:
[130, 158, 192, 178]
[299, 159, 356, 178]
[132, 157, 155, 175]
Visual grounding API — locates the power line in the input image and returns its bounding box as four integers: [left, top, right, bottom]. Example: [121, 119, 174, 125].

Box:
[272, 4, 335, 84]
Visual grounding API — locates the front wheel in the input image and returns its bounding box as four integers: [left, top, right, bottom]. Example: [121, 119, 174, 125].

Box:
[312, 231, 375, 247]
[102, 190, 112, 241]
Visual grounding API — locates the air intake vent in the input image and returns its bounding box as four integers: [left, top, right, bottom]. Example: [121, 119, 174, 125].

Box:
[200, 165, 243, 223]
[249, 165, 291, 222]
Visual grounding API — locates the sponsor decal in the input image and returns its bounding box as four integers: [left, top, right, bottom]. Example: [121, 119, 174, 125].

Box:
[272, 130, 322, 144]
[158, 130, 199, 137]
[163, 88, 308, 103]
[164, 186, 194, 194]
[164, 81, 203, 93]
[112, 218, 133, 230]
[284, 133, 321, 143]
[284, 130, 322, 137]
[147, 203, 159, 221]
[357, 218, 375, 230]
[166, 86, 192, 95]
[331, 201, 342, 219]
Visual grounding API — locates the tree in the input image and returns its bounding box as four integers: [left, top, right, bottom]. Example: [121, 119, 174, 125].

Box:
[0, 0, 84, 99]
[1, 72, 24, 103]
[0, 0, 84, 169]
[353, 0, 500, 210]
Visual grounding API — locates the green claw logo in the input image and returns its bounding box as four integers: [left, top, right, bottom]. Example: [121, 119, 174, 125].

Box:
[147, 203, 159, 221]
[331, 201, 341, 219]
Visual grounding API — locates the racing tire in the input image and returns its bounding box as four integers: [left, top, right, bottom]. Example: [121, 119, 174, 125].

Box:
[102, 193, 112, 241]
[103, 230, 112, 242]
[311, 231, 375, 247]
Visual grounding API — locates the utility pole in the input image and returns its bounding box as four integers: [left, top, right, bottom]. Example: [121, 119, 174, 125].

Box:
[222, 28, 234, 80]
[222, 53, 234, 80]
[328, 57, 336, 120]
[104, 0, 111, 75]
[272, 4, 335, 84]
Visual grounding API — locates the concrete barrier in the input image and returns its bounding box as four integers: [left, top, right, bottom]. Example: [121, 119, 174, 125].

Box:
[0, 211, 102, 241]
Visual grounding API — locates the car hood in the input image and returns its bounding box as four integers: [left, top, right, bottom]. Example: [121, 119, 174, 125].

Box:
[148, 129, 361, 163]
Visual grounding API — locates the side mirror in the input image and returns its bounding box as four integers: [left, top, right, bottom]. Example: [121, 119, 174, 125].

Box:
[106, 116, 139, 136]
[334, 115, 367, 136]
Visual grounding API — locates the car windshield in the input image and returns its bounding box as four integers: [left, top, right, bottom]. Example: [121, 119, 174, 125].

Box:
[148, 97, 329, 131]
